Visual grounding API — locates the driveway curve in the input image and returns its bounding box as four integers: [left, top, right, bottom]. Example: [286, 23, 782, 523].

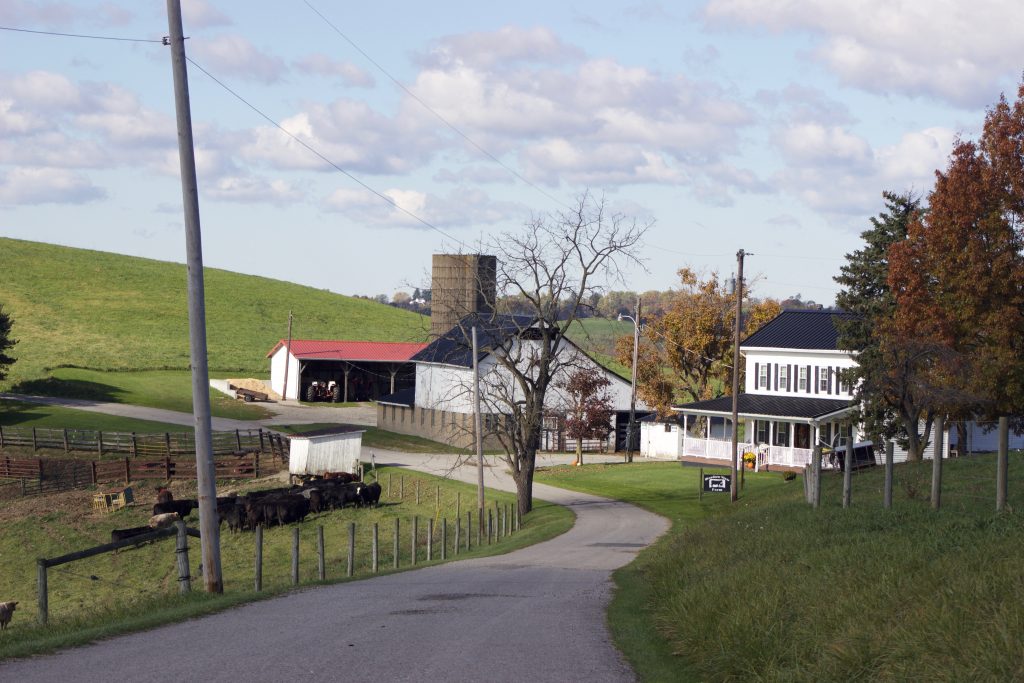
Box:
[1, 450, 668, 683]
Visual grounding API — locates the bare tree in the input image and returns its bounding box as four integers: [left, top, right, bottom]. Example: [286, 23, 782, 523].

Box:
[469, 194, 648, 514]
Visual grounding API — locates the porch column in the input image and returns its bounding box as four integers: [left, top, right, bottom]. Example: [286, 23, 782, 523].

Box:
[811, 421, 821, 508]
[343, 367, 351, 403]
[389, 365, 398, 394]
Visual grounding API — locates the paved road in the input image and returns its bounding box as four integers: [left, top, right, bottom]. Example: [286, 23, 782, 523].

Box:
[0, 450, 668, 682]
[0, 393, 377, 431]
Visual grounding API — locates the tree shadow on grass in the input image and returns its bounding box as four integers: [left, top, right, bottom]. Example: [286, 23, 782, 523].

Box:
[9, 376, 124, 403]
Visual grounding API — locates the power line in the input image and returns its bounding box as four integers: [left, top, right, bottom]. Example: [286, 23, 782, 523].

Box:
[301, 0, 571, 212]
[185, 56, 470, 249]
[0, 25, 163, 43]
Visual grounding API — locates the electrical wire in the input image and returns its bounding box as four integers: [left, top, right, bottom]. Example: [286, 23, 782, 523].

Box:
[0, 25, 163, 43]
[185, 56, 470, 249]
[300, 0, 571, 212]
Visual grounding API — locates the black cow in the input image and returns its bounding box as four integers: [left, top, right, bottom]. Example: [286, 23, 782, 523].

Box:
[357, 482, 382, 508]
[153, 499, 198, 518]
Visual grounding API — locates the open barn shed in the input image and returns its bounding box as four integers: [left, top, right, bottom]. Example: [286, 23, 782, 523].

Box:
[287, 425, 365, 479]
[268, 340, 427, 402]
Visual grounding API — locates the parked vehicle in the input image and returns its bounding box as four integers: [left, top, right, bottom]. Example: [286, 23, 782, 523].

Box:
[305, 380, 341, 403]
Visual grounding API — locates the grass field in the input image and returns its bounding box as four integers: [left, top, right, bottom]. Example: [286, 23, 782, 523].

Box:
[0, 238, 428, 388]
[536, 457, 1024, 682]
[566, 317, 632, 379]
[0, 399, 191, 432]
[0, 465, 573, 659]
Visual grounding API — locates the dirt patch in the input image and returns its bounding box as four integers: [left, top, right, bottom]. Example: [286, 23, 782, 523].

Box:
[227, 378, 281, 401]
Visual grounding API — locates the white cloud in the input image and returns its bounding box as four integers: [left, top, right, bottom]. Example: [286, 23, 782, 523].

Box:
[205, 176, 303, 204]
[0, 167, 106, 205]
[294, 54, 374, 88]
[419, 26, 583, 70]
[704, 0, 1024, 107]
[190, 34, 286, 84]
[324, 186, 524, 229]
[182, 0, 231, 29]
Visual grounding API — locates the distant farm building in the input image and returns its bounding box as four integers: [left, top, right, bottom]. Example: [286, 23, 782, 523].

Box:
[268, 340, 426, 402]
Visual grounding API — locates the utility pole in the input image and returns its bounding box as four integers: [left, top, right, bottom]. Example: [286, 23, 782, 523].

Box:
[281, 310, 293, 401]
[730, 250, 746, 502]
[165, 0, 222, 592]
[626, 298, 641, 463]
[472, 326, 485, 535]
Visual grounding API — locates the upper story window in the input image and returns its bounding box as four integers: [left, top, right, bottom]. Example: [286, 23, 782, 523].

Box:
[798, 366, 808, 392]
[819, 367, 830, 392]
[757, 364, 768, 390]
[779, 365, 789, 391]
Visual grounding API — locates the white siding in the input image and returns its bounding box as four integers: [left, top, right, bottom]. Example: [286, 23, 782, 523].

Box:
[288, 432, 363, 475]
[641, 421, 682, 458]
[269, 347, 301, 400]
[744, 349, 857, 399]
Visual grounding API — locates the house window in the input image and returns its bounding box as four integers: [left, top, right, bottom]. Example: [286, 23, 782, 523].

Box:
[799, 366, 808, 391]
[755, 420, 769, 444]
[758, 364, 768, 390]
[819, 368, 829, 392]
[779, 365, 789, 391]
[664, 423, 672, 433]
[772, 421, 790, 447]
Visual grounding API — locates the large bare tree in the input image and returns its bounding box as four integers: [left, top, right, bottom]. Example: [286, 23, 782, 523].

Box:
[470, 195, 648, 514]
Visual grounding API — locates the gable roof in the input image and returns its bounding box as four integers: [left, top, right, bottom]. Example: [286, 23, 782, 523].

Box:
[411, 313, 537, 368]
[267, 339, 427, 362]
[742, 309, 858, 351]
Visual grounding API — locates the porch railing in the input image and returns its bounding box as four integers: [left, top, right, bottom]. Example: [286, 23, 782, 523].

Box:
[682, 436, 814, 469]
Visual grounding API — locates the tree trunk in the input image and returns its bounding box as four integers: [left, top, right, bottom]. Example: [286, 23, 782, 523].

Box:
[575, 440, 583, 466]
[511, 448, 537, 514]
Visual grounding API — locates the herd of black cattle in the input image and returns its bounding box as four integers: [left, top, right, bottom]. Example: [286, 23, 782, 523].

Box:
[150, 475, 382, 532]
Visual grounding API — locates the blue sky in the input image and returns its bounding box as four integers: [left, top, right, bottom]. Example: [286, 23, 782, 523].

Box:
[2, 0, 1021, 305]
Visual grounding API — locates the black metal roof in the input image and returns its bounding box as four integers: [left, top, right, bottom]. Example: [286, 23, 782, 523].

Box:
[376, 387, 415, 407]
[742, 309, 858, 350]
[674, 393, 854, 420]
[412, 313, 538, 368]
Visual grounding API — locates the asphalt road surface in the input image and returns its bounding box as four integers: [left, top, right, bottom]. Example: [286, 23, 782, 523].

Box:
[0, 450, 669, 682]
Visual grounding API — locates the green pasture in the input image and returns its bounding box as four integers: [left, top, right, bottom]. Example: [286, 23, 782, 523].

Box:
[0, 399, 188, 433]
[537, 456, 1024, 682]
[0, 238, 428, 388]
[0, 466, 573, 659]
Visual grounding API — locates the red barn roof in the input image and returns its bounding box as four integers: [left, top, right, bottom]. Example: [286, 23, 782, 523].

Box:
[267, 339, 428, 362]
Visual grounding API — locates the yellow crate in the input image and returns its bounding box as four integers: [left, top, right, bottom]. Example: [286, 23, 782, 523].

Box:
[92, 486, 134, 513]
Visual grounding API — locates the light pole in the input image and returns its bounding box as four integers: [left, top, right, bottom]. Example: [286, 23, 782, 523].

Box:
[618, 298, 641, 463]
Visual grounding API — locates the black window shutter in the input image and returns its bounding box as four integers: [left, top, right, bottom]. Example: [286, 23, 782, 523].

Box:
[788, 364, 793, 392]
[773, 363, 778, 391]
[754, 362, 760, 390]
[814, 366, 819, 394]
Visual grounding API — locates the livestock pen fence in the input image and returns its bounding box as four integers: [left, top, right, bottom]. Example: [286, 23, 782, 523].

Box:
[0, 428, 290, 500]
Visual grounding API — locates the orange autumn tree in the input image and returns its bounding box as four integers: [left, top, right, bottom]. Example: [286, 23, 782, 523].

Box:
[616, 268, 780, 414]
[888, 82, 1024, 431]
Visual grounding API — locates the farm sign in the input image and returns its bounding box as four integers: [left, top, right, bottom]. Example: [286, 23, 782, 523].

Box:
[702, 473, 731, 493]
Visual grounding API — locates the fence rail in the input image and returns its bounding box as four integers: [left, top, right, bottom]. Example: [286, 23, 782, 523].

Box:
[0, 425, 277, 458]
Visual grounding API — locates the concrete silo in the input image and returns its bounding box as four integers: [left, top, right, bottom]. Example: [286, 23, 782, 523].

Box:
[430, 254, 497, 337]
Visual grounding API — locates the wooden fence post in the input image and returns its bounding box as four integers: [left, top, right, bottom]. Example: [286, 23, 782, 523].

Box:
[291, 528, 300, 585]
[487, 509, 493, 545]
[235, 429, 242, 451]
[317, 526, 326, 581]
[884, 441, 894, 509]
[427, 518, 433, 561]
[32, 427, 37, 451]
[258, 428, 265, 452]
[372, 522, 379, 573]
[400, 476, 404, 499]
[97, 431, 103, 457]
[165, 456, 172, 481]
[454, 517, 460, 555]
[254, 525, 263, 591]
[467, 511, 472, 551]
[124, 457, 130, 485]
[254, 451, 261, 479]
[63, 428, 69, 454]
[0, 424, 4, 448]
[175, 521, 191, 594]
[393, 518, 400, 569]
[90, 461, 97, 485]
[456, 491, 461, 520]
[435, 485, 440, 513]
[130, 432, 137, 458]
[165, 432, 172, 456]
[441, 518, 447, 561]
[37, 559, 48, 625]
[388, 473, 392, 498]
[411, 517, 418, 566]
[416, 479, 420, 505]
[347, 522, 355, 577]
[842, 443, 853, 509]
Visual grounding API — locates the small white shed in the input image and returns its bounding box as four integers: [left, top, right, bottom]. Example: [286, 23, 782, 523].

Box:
[287, 426, 365, 477]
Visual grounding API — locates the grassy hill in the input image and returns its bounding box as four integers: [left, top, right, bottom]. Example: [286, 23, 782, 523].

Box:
[0, 238, 429, 389]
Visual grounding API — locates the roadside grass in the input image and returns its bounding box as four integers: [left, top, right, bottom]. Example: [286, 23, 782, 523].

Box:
[0, 465, 572, 659]
[9, 368, 271, 420]
[536, 457, 1024, 682]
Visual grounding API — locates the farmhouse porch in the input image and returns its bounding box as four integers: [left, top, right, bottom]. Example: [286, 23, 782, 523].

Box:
[643, 394, 856, 471]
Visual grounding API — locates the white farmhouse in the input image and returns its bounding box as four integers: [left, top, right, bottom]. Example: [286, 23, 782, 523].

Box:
[640, 309, 952, 469]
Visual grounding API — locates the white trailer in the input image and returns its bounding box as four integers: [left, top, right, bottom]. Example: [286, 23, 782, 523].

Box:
[287, 426, 365, 480]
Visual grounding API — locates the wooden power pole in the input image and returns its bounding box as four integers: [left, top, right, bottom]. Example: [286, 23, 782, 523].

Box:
[165, 0, 222, 592]
[472, 326, 485, 534]
[730, 250, 745, 502]
[281, 311, 293, 400]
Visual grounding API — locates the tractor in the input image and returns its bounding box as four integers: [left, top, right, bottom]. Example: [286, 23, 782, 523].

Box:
[305, 380, 341, 403]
